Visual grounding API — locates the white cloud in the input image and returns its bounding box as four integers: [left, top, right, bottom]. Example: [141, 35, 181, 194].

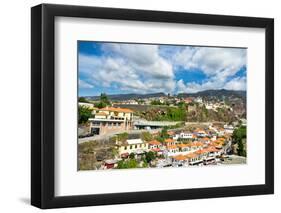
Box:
[79, 43, 247, 95]
[102, 43, 158, 66]
[172, 47, 246, 79]
[102, 43, 174, 79]
[79, 79, 94, 89]
[169, 46, 247, 93]
[79, 43, 175, 94]
[176, 75, 246, 94]
[176, 79, 221, 93]
[224, 77, 247, 91]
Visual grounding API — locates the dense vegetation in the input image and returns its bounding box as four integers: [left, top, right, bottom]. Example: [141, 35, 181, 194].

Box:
[117, 151, 157, 169]
[78, 106, 92, 124]
[138, 103, 238, 123]
[232, 126, 247, 157]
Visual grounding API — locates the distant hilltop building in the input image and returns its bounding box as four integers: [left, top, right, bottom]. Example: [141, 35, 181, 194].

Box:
[194, 97, 203, 103]
[78, 102, 95, 109]
[89, 106, 134, 135]
[183, 97, 193, 104]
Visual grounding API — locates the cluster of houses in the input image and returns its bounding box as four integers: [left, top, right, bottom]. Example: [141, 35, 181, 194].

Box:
[205, 101, 233, 112]
[103, 126, 232, 169]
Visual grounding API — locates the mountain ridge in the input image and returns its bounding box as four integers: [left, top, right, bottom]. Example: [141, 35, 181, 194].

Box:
[83, 89, 246, 101]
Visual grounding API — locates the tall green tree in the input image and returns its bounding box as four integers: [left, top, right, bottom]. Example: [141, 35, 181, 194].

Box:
[78, 106, 92, 124]
[237, 139, 246, 157]
[145, 151, 156, 163]
[95, 93, 111, 108]
[232, 126, 247, 157]
[160, 127, 169, 139]
[100, 93, 110, 105]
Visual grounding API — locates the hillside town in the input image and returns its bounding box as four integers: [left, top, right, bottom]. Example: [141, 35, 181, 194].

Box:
[78, 91, 247, 170]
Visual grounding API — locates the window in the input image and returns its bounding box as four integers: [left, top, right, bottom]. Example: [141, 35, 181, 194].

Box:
[124, 146, 127, 150]
[130, 145, 132, 149]
[93, 122, 100, 126]
[135, 145, 137, 149]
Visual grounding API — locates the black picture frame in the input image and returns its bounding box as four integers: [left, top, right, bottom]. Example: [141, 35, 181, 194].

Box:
[31, 3, 274, 209]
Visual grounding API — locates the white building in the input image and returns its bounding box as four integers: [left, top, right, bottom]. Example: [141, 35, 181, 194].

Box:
[78, 102, 95, 109]
[173, 132, 194, 140]
[117, 139, 149, 156]
[194, 97, 203, 103]
[180, 132, 194, 139]
[224, 124, 234, 134]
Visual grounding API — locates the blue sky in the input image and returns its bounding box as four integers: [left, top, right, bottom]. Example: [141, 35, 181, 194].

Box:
[78, 41, 247, 96]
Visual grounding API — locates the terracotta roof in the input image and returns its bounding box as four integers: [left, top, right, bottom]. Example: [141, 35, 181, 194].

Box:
[100, 107, 133, 113]
[95, 112, 107, 116]
[202, 137, 210, 141]
[195, 149, 208, 155]
[217, 137, 225, 141]
[167, 145, 178, 150]
[212, 140, 224, 146]
[206, 146, 219, 152]
[149, 140, 161, 145]
[186, 153, 198, 159]
[164, 138, 174, 143]
[177, 144, 190, 148]
[173, 155, 188, 161]
[193, 141, 204, 147]
[151, 148, 161, 152]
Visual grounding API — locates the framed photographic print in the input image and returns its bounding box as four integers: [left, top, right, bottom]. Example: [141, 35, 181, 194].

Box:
[31, 3, 274, 209]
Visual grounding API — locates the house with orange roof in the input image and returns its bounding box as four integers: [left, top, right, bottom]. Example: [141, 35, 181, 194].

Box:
[195, 149, 209, 159]
[166, 145, 179, 155]
[200, 137, 210, 143]
[177, 143, 192, 152]
[186, 153, 203, 165]
[171, 154, 189, 166]
[194, 128, 208, 137]
[192, 134, 198, 139]
[206, 146, 221, 157]
[193, 141, 204, 148]
[163, 138, 176, 146]
[183, 97, 193, 104]
[217, 137, 226, 142]
[172, 154, 188, 161]
[148, 140, 162, 150]
[88, 106, 134, 135]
